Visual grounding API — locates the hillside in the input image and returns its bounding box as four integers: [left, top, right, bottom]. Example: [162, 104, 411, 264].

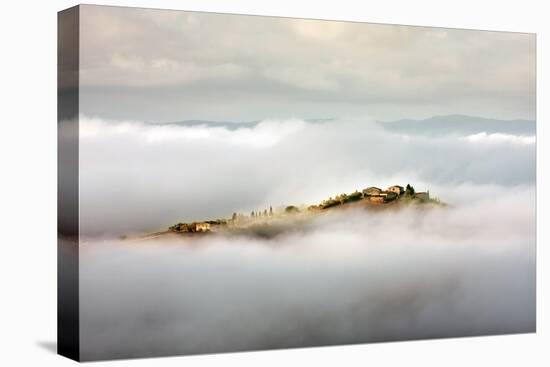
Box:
[164, 184, 443, 239]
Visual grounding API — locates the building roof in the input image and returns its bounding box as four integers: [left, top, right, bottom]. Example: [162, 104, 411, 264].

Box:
[363, 186, 382, 192]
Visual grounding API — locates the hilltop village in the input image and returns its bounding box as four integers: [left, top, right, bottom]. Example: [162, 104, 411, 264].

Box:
[169, 184, 438, 234]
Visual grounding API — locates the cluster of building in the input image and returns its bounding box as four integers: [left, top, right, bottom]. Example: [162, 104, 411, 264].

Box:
[363, 185, 403, 203]
[362, 185, 429, 203]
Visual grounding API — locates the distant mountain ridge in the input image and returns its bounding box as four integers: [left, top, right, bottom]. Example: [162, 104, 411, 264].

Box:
[153, 118, 334, 130]
[379, 114, 535, 136]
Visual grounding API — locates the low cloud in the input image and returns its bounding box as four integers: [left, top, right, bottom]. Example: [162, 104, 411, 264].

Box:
[74, 113, 536, 360]
[78, 116, 535, 237]
[462, 132, 536, 145]
[79, 199, 535, 360]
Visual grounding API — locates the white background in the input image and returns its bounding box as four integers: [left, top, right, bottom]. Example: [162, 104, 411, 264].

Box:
[0, 0, 547, 365]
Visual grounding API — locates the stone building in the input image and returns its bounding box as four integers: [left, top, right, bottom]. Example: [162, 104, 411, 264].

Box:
[195, 222, 211, 232]
[363, 187, 382, 197]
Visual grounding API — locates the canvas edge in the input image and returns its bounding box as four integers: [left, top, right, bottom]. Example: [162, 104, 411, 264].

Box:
[57, 4, 81, 362]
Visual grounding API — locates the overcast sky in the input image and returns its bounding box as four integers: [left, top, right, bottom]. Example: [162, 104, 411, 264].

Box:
[79, 5, 536, 122]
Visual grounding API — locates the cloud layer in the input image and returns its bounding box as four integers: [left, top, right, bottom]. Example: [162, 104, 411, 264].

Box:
[78, 115, 535, 237]
[79, 201, 535, 360]
[75, 113, 536, 360]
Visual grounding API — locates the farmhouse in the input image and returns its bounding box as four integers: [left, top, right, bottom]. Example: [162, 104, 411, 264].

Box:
[195, 222, 211, 232]
[363, 187, 382, 197]
[362, 186, 400, 203]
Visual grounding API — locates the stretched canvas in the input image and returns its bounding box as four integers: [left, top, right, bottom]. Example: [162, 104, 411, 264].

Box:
[58, 4, 536, 361]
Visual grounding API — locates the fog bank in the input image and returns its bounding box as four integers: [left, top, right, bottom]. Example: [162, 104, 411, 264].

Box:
[78, 116, 535, 237]
[79, 195, 535, 360]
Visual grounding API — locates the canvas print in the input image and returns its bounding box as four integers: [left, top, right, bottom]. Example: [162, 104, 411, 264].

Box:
[58, 5, 536, 361]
